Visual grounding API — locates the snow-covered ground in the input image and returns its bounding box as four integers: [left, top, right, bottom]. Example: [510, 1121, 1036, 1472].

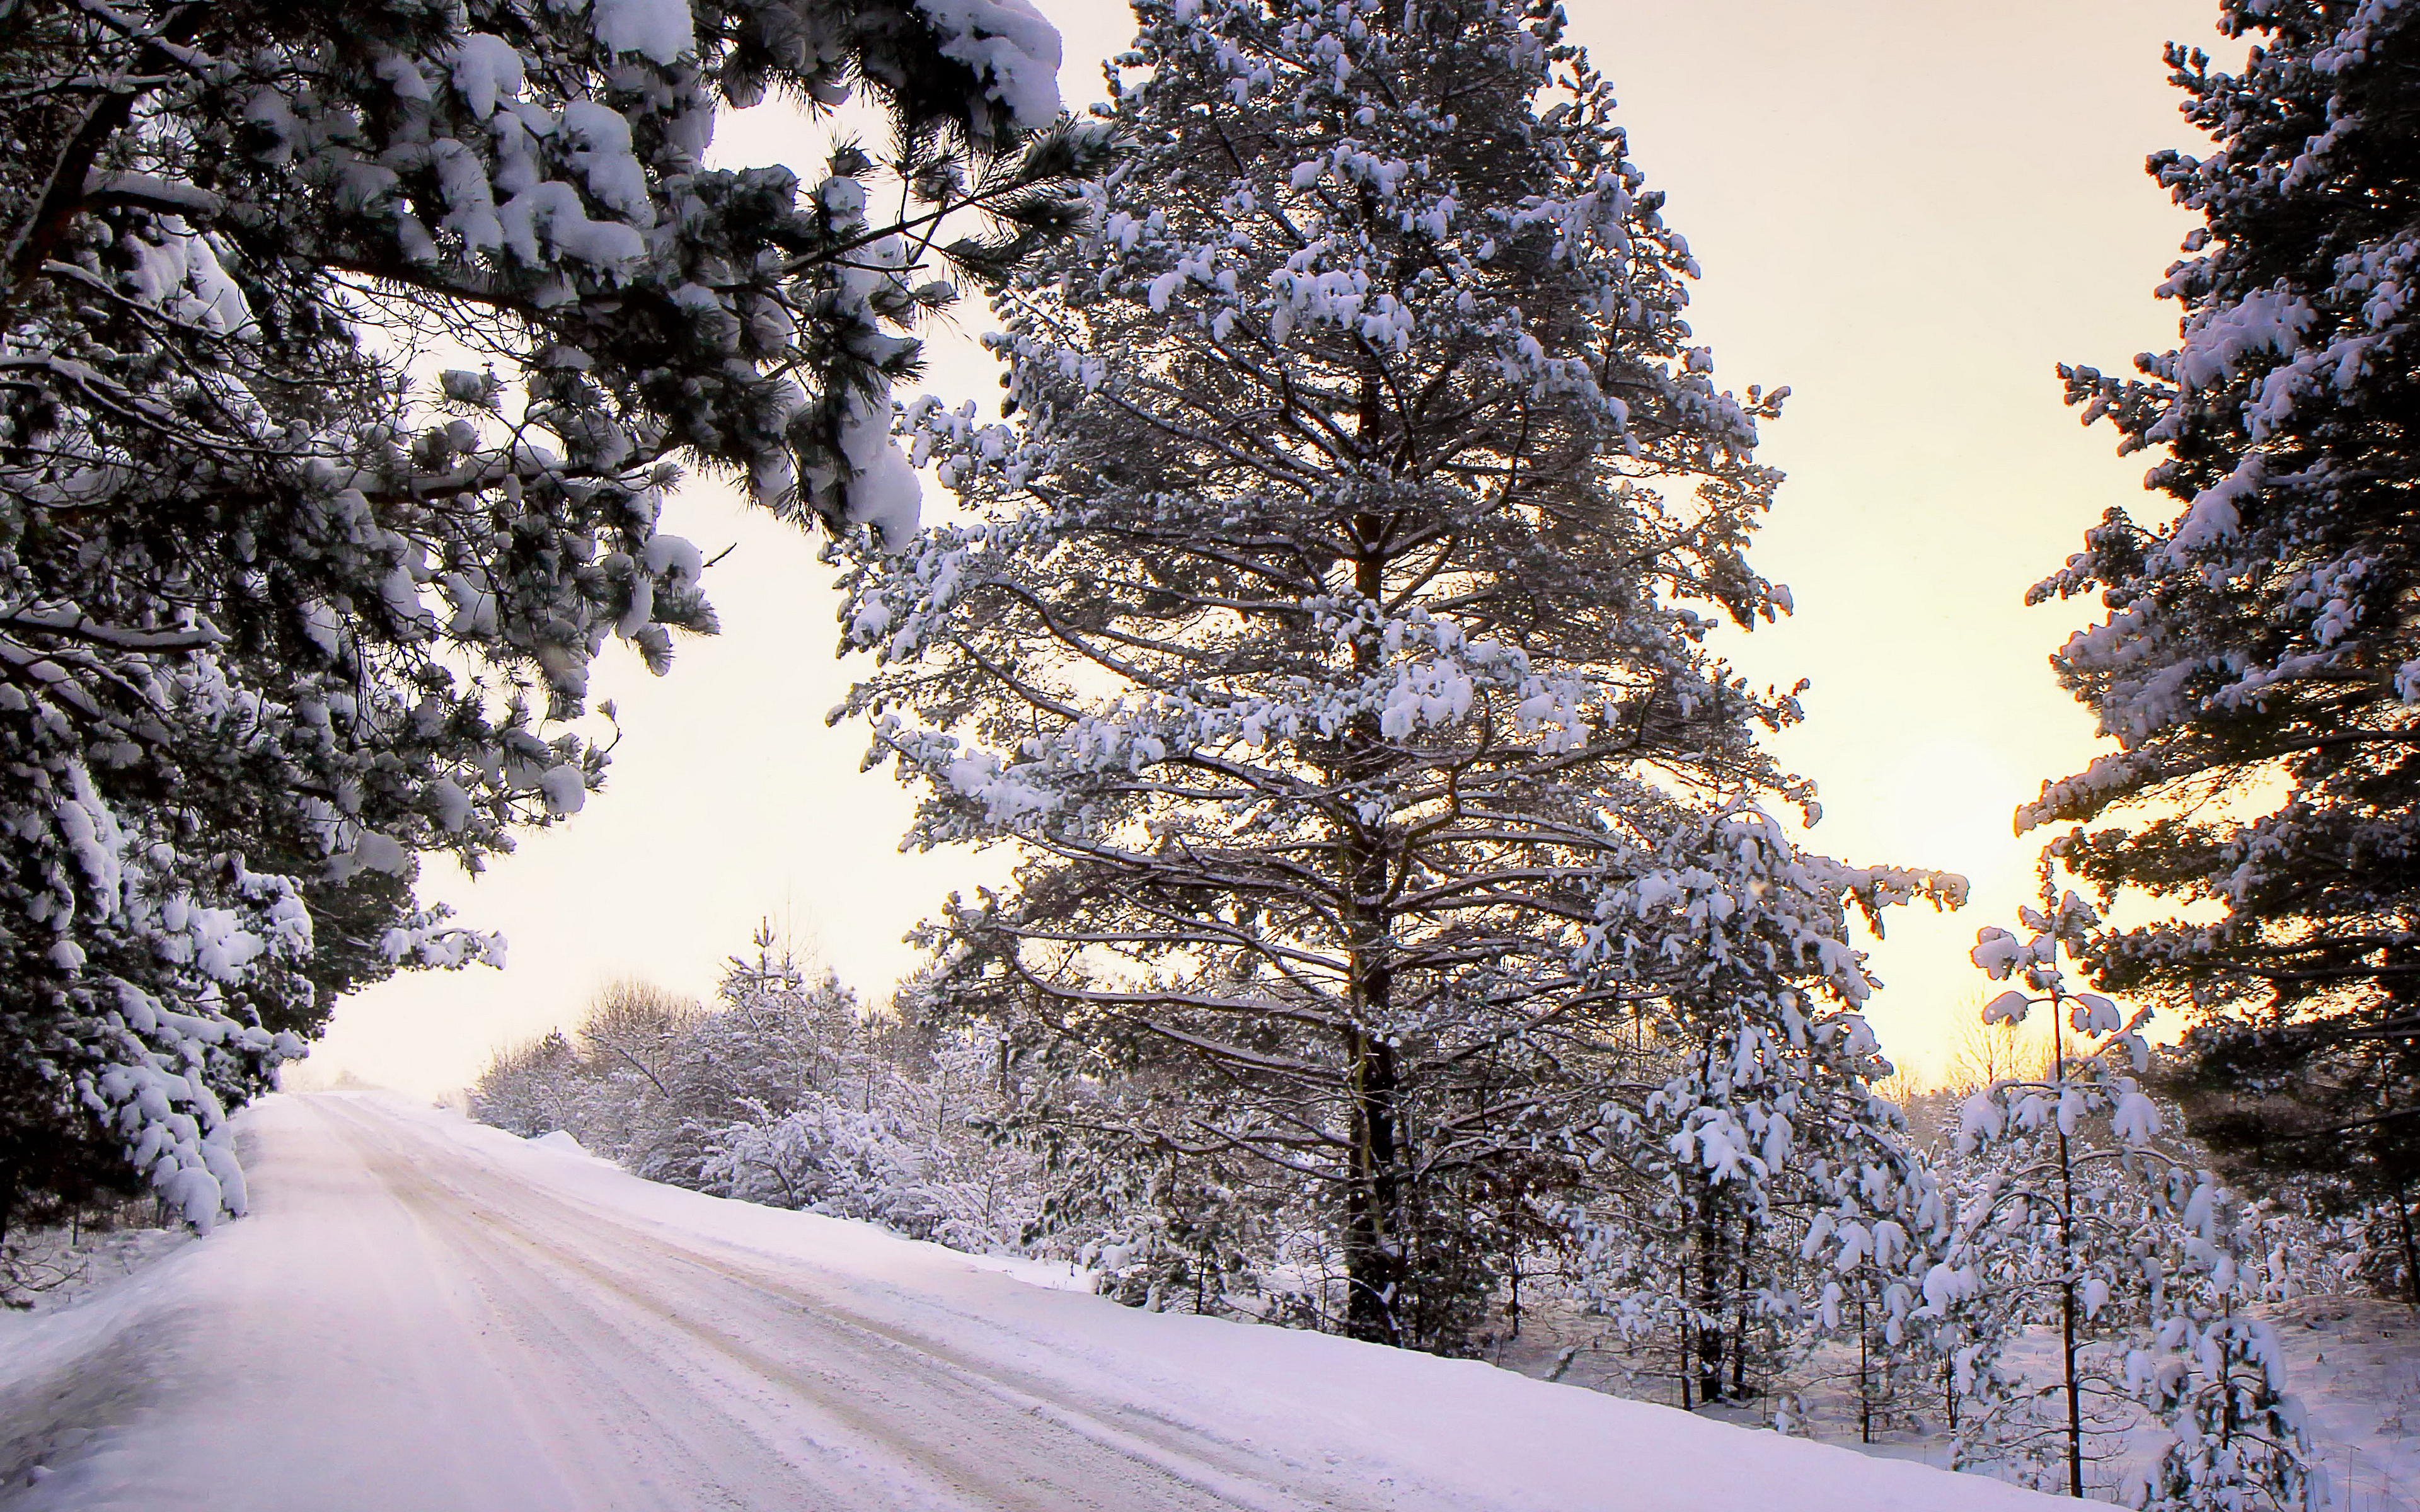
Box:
[1489, 1259, 2420, 1509]
[2270, 1297, 2420, 1512]
[0, 1093, 2077, 1510]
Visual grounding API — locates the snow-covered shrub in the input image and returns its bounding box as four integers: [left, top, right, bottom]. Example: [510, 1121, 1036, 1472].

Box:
[1555, 808, 1954, 1411]
[470, 933, 1051, 1256]
[467, 1031, 587, 1140]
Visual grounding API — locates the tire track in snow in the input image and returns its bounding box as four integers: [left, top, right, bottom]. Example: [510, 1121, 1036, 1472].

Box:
[314, 1099, 1386, 1512]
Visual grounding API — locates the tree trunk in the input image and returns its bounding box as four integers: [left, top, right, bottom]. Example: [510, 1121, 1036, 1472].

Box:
[1858, 1290, 1874, 1445]
[1695, 1216, 1726, 1407]
[1505, 1184, 1524, 1341]
[1731, 1242, 1753, 1402]
[1342, 1018, 1405, 1346]
[2053, 1004, 2085, 1500]
[2059, 1272, 2083, 1496]
[2397, 1180, 2419, 1309]
[1338, 524, 1407, 1349]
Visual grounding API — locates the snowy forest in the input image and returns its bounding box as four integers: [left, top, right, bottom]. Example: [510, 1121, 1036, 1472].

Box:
[5, 0, 2418, 1506]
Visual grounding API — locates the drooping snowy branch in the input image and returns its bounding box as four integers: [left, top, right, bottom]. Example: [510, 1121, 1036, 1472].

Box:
[0, 0, 1098, 1225]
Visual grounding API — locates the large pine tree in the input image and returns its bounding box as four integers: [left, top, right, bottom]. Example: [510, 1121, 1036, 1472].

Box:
[2024, 3, 2420, 1210]
[838, 0, 1952, 1351]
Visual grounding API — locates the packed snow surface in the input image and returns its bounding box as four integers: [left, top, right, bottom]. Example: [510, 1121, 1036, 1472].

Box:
[0, 1094, 2073, 1509]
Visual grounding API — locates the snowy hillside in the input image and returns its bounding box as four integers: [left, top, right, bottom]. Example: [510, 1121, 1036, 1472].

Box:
[0, 1094, 2077, 1511]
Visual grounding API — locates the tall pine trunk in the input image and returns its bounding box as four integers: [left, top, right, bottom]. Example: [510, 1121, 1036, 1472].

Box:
[2051, 1005, 2085, 1499]
[1339, 519, 1407, 1346]
[1695, 1205, 1728, 1407]
[1342, 1017, 1405, 1344]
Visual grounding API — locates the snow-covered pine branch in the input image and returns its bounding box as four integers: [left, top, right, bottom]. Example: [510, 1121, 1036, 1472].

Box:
[0, 0, 1100, 1232]
[2016, 1, 2420, 1232]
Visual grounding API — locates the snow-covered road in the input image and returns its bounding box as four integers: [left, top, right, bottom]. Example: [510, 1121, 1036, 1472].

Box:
[1, 1095, 2066, 1510]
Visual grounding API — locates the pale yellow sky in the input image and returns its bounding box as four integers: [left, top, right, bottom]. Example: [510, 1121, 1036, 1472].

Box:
[304, 0, 2215, 1096]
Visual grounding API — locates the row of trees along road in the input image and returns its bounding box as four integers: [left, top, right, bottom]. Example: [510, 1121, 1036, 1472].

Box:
[0, 0, 1104, 1239]
[472, 937, 1054, 1254]
[454, 3, 2410, 1504]
[13, 0, 2415, 1499]
[476, 901, 2356, 1508]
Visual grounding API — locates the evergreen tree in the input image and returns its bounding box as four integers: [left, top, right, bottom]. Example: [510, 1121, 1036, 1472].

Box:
[836, 0, 1952, 1353]
[2020, 3, 2420, 1198]
[1957, 882, 2316, 1506]
[0, 0, 1101, 1228]
[2135, 1307, 2318, 1511]
[1563, 806, 1952, 1412]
